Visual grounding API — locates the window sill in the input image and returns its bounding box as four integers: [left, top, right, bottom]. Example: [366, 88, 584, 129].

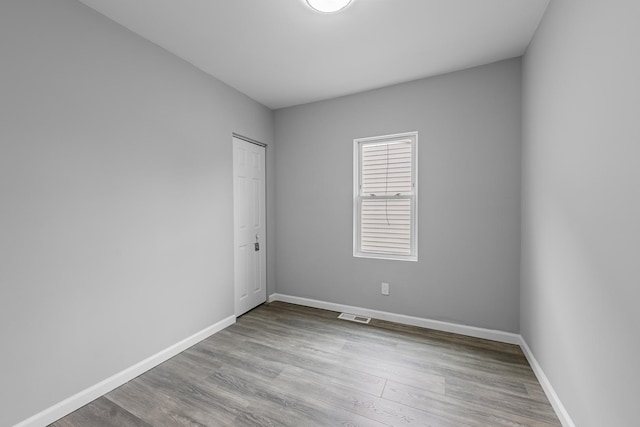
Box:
[353, 252, 417, 262]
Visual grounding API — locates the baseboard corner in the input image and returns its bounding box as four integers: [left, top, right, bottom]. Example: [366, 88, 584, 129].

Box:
[519, 337, 576, 427]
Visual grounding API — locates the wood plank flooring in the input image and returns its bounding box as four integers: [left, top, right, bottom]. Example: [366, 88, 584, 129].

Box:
[50, 302, 561, 426]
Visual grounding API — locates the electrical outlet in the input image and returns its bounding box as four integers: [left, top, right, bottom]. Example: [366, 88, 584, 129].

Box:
[381, 282, 390, 296]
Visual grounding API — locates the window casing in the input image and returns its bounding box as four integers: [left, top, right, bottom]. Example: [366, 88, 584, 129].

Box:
[354, 132, 418, 261]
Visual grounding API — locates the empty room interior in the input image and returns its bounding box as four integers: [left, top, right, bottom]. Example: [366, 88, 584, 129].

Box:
[1, 0, 637, 426]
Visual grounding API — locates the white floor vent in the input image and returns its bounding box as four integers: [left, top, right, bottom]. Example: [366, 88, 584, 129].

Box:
[338, 313, 371, 324]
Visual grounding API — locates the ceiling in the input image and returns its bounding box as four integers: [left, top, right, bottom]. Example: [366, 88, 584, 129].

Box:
[77, 0, 550, 109]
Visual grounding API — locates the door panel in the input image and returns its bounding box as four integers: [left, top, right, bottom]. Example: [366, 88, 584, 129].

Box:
[233, 137, 266, 316]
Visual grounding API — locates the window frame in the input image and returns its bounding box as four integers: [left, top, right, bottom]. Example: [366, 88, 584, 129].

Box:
[353, 131, 418, 262]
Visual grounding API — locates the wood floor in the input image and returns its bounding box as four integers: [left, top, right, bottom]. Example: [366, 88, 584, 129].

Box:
[51, 302, 561, 427]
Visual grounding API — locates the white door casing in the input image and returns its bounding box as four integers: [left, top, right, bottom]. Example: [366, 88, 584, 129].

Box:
[233, 136, 266, 316]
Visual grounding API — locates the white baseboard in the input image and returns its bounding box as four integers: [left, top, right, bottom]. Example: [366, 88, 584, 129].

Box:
[268, 293, 575, 427]
[17, 296, 575, 427]
[268, 293, 521, 345]
[519, 338, 576, 427]
[269, 293, 575, 427]
[14, 315, 236, 427]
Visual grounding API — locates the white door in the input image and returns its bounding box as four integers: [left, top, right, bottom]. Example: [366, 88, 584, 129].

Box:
[233, 136, 266, 316]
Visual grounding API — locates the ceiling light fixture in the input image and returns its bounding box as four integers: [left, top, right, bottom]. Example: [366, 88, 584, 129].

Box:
[306, 0, 352, 13]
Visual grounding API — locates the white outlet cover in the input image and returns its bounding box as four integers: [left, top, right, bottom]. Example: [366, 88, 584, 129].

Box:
[381, 282, 390, 295]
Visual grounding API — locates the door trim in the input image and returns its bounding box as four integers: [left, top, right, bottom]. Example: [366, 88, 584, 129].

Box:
[232, 132, 266, 147]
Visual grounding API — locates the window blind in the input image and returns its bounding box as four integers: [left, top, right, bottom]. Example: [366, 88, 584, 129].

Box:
[358, 138, 415, 257]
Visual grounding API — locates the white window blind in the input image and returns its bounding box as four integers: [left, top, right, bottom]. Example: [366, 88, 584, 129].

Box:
[354, 132, 417, 261]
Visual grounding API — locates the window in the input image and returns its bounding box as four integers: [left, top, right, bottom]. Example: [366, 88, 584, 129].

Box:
[354, 132, 418, 261]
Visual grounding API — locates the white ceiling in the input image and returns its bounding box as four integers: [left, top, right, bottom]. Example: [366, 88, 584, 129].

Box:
[78, 0, 550, 109]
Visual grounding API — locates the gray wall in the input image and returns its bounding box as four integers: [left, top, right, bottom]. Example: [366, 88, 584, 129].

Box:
[274, 58, 522, 333]
[0, 1, 274, 425]
[521, 1, 639, 426]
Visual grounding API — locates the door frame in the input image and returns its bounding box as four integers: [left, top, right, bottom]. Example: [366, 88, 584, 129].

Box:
[232, 133, 268, 316]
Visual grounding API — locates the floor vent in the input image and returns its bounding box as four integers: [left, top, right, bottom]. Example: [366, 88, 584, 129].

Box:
[338, 313, 371, 324]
